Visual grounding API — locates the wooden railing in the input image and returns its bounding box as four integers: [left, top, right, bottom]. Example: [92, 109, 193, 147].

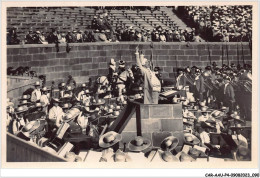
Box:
[6, 133, 67, 162]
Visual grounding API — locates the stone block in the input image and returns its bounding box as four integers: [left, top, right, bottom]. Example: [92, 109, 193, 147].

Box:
[56, 52, 67, 58]
[184, 49, 197, 55]
[177, 56, 188, 61]
[149, 105, 172, 119]
[141, 119, 161, 132]
[160, 119, 183, 132]
[140, 105, 149, 119]
[188, 55, 200, 61]
[168, 50, 184, 55]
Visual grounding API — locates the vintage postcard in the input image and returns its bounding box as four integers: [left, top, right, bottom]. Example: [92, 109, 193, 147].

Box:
[1, 1, 259, 175]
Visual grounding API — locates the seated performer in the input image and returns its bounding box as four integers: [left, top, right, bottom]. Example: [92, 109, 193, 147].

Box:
[135, 46, 161, 104]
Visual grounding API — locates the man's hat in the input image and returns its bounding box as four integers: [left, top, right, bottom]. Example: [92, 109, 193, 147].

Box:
[20, 95, 31, 100]
[15, 106, 28, 114]
[18, 100, 31, 107]
[159, 151, 179, 162]
[34, 102, 44, 108]
[183, 133, 200, 145]
[119, 60, 125, 65]
[201, 121, 215, 129]
[20, 120, 41, 138]
[160, 136, 179, 151]
[128, 136, 151, 152]
[34, 81, 41, 86]
[52, 98, 60, 103]
[99, 131, 122, 148]
[62, 103, 72, 109]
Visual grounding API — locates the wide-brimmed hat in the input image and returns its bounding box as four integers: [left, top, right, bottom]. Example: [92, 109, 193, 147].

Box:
[189, 98, 196, 103]
[93, 99, 105, 106]
[180, 96, 186, 101]
[184, 133, 200, 145]
[183, 118, 193, 126]
[160, 136, 179, 151]
[159, 151, 179, 162]
[99, 131, 122, 148]
[62, 103, 72, 109]
[20, 94, 31, 100]
[233, 115, 244, 123]
[20, 120, 41, 138]
[119, 60, 125, 65]
[179, 152, 195, 162]
[201, 121, 215, 129]
[18, 100, 31, 106]
[182, 101, 190, 107]
[34, 81, 41, 86]
[172, 97, 180, 104]
[189, 148, 200, 158]
[84, 89, 92, 94]
[34, 102, 44, 108]
[66, 86, 72, 91]
[15, 106, 28, 114]
[128, 136, 151, 152]
[112, 149, 132, 162]
[52, 98, 61, 103]
[42, 87, 50, 92]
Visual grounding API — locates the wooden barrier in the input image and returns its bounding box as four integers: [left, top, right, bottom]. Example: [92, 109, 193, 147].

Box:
[6, 133, 67, 162]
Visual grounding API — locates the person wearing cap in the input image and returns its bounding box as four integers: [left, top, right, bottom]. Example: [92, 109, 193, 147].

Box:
[135, 46, 161, 104]
[40, 87, 50, 114]
[76, 83, 87, 102]
[176, 68, 187, 90]
[222, 76, 235, 112]
[194, 68, 206, 101]
[25, 29, 36, 44]
[7, 26, 20, 45]
[48, 98, 64, 128]
[107, 58, 117, 84]
[12, 106, 29, 135]
[38, 31, 48, 44]
[59, 82, 66, 98]
[76, 30, 83, 43]
[65, 31, 74, 43]
[118, 60, 126, 76]
[31, 81, 42, 103]
[47, 28, 59, 44]
[7, 99, 15, 132]
[92, 15, 98, 30]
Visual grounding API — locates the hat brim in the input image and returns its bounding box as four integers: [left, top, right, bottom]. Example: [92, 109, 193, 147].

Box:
[99, 131, 122, 148]
[52, 98, 61, 103]
[15, 108, 28, 113]
[158, 151, 179, 162]
[128, 138, 151, 152]
[160, 136, 179, 151]
[184, 133, 200, 145]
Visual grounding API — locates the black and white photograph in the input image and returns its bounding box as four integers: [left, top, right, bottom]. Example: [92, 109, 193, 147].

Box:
[1, 1, 259, 176]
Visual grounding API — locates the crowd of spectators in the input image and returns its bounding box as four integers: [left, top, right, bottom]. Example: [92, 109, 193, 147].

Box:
[176, 5, 252, 42]
[7, 6, 252, 45]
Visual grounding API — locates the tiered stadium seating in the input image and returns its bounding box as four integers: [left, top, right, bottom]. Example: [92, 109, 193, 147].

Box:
[7, 7, 190, 40]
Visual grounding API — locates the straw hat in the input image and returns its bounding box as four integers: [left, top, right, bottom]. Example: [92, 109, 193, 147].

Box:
[128, 136, 151, 152]
[20, 120, 41, 138]
[52, 98, 61, 103]
[20, 95, 31, 100]
[159, 151, 179, 162]
[179, 152, 195, 162]
[15, 106, 28, 114]
[99, 131, 122, 148]
[112, 150, 131, 162]
[160, 136, 179, 151]
[34, 81, 41, 86]
[18, 100, 31, 106]
[183, 133, 200, 145]
[62, 103, 72, 109]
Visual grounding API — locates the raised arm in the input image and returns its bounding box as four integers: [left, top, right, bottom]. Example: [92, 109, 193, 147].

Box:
[135, 46, 145, 75]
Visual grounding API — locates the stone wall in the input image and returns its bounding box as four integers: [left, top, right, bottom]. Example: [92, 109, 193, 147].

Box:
[7, 42, 252, 85]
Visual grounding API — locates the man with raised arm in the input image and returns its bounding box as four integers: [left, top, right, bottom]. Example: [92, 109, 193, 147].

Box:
[135, 46, 161, 104]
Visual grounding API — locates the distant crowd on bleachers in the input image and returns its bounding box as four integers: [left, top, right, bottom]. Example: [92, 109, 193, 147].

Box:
[176, 5, 252, 42]
[7, 6, 252, 45]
